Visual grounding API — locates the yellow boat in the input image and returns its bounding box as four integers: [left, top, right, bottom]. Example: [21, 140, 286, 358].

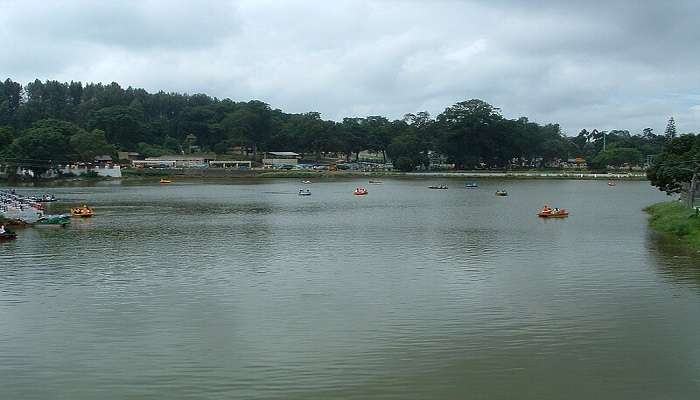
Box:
[71, 205, 94, 218]
[160, 178, 173, 184]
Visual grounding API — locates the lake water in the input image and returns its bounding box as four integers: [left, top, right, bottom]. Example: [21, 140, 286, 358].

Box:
[1, 179, 699, 399]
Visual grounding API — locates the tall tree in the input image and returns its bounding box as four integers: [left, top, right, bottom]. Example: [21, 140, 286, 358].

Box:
[665, 117, 677, 140]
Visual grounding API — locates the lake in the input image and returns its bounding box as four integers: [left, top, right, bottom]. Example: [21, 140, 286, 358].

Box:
[1, 179, 699, 399]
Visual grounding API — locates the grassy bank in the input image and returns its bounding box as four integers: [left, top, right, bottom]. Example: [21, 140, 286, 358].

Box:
[645, 202, 700, 250]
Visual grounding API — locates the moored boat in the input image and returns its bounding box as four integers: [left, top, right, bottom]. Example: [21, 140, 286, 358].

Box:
[36, 214, 71, 227]
[71, 205, 94, 218]
[0, 231, 17, 241]
[35, 194, 58, 202]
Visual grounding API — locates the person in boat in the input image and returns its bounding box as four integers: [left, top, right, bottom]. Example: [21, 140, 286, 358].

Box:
[0, 225, 5, 234]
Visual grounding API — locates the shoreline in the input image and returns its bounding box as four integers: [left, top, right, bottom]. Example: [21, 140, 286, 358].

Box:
[1, 169, 648, 185]
[645, 202, 700, 252]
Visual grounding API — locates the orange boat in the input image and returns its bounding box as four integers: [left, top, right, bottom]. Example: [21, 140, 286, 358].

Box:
[353, 187, 368, 196]
[71, 205, 94, 218]
[538, 205, 569, 218]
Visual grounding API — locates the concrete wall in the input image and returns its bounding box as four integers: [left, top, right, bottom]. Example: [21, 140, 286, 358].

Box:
[59, 165, 122, 178]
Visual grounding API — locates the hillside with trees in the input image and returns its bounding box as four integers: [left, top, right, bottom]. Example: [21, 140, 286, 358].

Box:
[0, 78, 670, 174]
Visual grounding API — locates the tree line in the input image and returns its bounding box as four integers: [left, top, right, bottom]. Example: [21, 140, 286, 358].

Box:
[0, 78, 673, 174]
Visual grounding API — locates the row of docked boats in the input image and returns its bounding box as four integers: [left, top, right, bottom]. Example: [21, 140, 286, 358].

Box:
[1, 190, 95, 239]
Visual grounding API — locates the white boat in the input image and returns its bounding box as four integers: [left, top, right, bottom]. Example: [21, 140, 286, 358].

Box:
[0, 207, 43, 223]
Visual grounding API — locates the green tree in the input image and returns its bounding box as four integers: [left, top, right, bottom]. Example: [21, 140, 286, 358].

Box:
[647, 135, 699, 197]
[664, 117, 677, 140]
[70, 129, 115, 161]
[0, 126, 14, 155]
[591, 147, 642, 169]
[89, 105, 144, 149]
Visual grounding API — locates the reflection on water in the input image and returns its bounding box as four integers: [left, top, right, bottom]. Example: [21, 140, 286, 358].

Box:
[647, 231, 700, 289]
[1, 179, 699, 399]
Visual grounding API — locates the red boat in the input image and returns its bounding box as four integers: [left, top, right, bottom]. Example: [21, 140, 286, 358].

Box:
[353, 188, 368, 196]
[538, 206, 569, 218]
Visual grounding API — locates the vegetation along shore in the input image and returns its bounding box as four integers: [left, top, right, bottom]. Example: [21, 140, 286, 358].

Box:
[645, 202, 700, 251]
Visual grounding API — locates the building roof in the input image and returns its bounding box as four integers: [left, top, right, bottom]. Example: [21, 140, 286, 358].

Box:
[145, 154, 216, 161]
[94, 155, 113, 162]
[265, 151, 300, 157]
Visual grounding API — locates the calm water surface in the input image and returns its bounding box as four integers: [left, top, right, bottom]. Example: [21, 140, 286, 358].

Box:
[1, 179, 699, 399]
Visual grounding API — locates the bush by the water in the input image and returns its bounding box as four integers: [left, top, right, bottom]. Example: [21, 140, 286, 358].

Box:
[645, 202, 700, 248]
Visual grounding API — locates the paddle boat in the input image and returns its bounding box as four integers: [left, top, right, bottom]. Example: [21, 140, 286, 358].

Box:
[160, 178, 173, 184]
[71, 205, 94, 218]
[36, 194, 58, 202]
[495, 190, 508, 196]
[608, 181, 616, 187]
[428, 185, 448, 190]
[538, 205, 569, 218]
[301, 180, 312, 185]
[36, 214, 71, 227]
[0, 229, 17, 241]
[298, 189, 312, 196]
[369, 180, 383, 184]
[353, 187, 368, 196]
[465, 182, 478, 188]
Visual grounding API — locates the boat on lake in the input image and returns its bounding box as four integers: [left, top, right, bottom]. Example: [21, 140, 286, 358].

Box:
[71, 205, 94, 218]
[353, 187, 368, 196]
[160, 178, 173, 184]
[538, 205, 569, 218]
[495, 190, 508, 196]
[465, 182, 478, 188]
[298, 189, 312, 196]
[428, 185, 448, 190]
[369, 180, 383, 184]
[36, 214, 71, 227]
[608, 181, 616, 186]
[35, 194, 58, 202]
[0, 230, 17, 241]
[301, 180, 312, 184]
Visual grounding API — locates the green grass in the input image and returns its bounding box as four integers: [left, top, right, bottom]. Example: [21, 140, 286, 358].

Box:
[645, 202, 700, 249]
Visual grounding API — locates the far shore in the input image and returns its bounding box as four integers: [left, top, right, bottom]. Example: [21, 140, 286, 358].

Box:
[0, 169, 648, 185]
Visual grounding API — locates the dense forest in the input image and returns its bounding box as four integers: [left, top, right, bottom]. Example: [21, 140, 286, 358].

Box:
[0, 78, 671, 173]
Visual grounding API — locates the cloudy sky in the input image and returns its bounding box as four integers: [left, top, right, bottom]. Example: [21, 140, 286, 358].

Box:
[2, 0, 699, 135]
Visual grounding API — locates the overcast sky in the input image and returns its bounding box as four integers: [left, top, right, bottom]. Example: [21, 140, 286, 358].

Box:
[2, 0, 699, 135]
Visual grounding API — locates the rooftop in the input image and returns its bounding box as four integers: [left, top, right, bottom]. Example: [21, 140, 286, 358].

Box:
[265, 151, 300, 157]
[145, 154, 216, 161]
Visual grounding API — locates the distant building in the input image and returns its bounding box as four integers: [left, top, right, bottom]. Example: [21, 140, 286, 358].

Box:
[58, 164, 122, 178]
[94, 155, 113, 163]
[208, 160, 252, 169]
[263, 152, 300, 166]
[132, 154, 216, 169]
[117, 151, 142, 161]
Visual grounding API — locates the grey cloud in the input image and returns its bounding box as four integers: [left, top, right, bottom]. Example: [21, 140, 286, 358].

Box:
[1, 0, 699, 135]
